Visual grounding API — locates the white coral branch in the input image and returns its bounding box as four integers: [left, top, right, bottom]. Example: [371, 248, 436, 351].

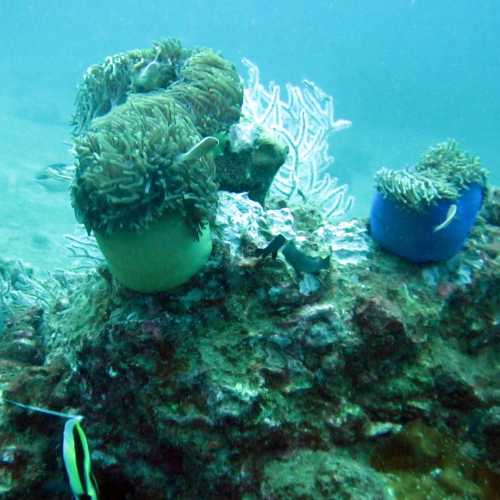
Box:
[240, 59, 354, 219]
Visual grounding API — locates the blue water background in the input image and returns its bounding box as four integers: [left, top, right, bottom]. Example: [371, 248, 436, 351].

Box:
[0, 0, 498, 269]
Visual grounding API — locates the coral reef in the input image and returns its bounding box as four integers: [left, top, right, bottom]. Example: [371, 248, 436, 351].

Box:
[3, 36, 498, 499]
[0, 187, 498, 498]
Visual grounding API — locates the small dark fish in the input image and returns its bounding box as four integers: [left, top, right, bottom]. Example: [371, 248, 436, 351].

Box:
[282, 241, 330, 275]
[256, 234, 287, 260]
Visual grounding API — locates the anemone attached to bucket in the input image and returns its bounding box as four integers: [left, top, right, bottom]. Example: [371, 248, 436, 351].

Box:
[370, 140, 488, 263]
[71, 41, 243, 292]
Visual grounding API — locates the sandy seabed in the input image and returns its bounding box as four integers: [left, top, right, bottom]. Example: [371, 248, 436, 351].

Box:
[0, 94, 76, 272]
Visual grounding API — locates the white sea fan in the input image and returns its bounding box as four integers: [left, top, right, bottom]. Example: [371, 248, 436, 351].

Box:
[64, 231, 104, 270]
[239, 58, 354, 219]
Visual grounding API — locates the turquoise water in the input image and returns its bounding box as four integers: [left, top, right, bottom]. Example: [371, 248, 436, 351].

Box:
[0, 0, 498, 269]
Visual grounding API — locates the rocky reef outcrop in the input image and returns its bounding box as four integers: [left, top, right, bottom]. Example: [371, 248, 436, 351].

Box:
[0, 188, 498, 499]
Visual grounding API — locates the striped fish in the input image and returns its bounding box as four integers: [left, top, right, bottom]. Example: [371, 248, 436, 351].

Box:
[4, 399, 98, 499]
[63, 417, 99, 500]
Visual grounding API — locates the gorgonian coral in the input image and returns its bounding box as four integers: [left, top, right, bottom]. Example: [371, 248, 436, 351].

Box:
[238, 59, 353, 219]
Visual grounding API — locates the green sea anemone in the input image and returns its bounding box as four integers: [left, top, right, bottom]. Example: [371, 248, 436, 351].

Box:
[72, 39, 188, 135]
[72, 94, 218, 237]
[95, 213, 213, 293]
[71, 41, 243, 292]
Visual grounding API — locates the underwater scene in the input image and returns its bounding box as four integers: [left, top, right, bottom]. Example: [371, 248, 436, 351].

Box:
[0, 1, 499, 498]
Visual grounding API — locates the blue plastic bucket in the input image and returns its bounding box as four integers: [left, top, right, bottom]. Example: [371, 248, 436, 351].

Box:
[369, 183, 483, 263]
